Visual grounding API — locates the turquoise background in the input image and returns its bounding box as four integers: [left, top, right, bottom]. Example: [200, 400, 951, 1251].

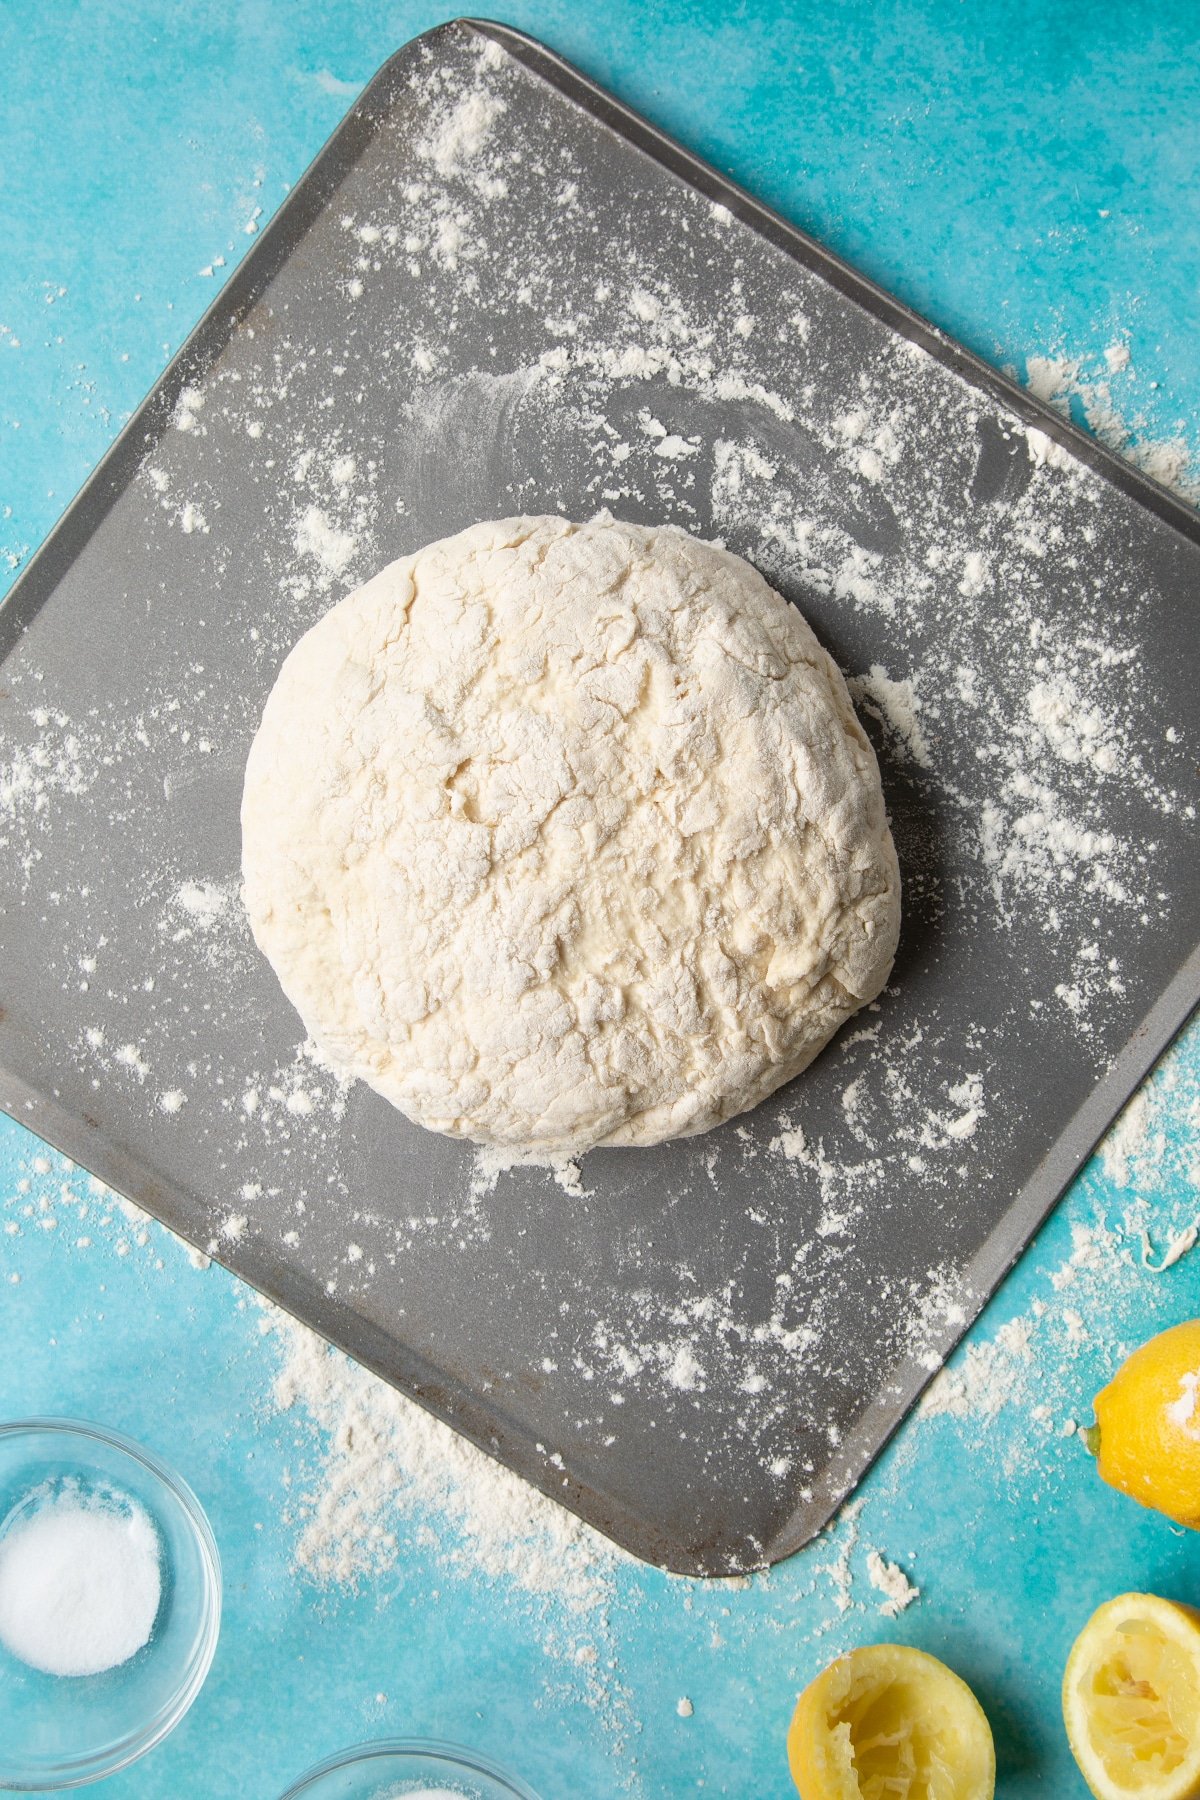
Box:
[2, 2, 1199, 1794]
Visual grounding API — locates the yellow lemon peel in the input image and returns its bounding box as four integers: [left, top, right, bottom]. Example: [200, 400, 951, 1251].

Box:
[788, 1642, 994, 1800]
[1089, 1321, 1200, 1529]
[1064, 1593, 1200, 1800]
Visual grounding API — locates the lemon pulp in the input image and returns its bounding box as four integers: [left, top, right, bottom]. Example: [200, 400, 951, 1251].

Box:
[833, 1667, 959, 1798]
[1089, 1625, 1193, 1779]
[1065, 1595, 1200, 1800]
[789, 1643, 995, 1800]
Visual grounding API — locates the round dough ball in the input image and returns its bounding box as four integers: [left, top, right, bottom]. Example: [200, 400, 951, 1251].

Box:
[242, 515, 900, 1152]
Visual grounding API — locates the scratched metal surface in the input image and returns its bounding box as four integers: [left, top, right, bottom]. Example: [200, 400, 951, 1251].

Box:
[0, 19, 1197, 1573]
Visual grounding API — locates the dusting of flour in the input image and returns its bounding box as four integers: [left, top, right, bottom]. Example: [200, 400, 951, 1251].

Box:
[257, 1299, 616, 1612]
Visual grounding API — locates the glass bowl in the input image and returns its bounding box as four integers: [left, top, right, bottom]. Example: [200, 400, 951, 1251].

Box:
[0, 1418, 221, 1790]
[279, 1739, 542, 1800]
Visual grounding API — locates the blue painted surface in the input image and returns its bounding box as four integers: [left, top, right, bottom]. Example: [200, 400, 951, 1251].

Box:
[1, 2, 1199, 1794]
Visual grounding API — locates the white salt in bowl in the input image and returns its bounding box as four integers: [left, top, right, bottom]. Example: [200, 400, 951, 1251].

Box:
[278, 1739, 541, 1800]
[0, 1418, 220, 1789]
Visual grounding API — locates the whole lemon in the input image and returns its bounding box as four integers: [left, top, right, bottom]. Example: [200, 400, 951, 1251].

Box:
[1089, 1320, 1200, 1529]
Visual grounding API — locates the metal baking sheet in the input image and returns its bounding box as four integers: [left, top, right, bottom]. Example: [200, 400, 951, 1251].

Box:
[1, 18, 1197, 1575]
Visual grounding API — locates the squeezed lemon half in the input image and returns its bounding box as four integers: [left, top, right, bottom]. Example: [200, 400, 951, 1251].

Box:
[1064, 1594, 1200, 1800]
[1089, 1321, 1200, 1529]
[788, 1642, 995, 1800]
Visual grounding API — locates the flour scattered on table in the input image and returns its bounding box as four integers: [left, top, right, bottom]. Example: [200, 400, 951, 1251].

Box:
[913, 1035, 1200, 1483]
[254, 1296, 649, 1758]
[816, 1497, 863, 1619]
[865, 1549, 919, 1617]
[1022, 343, 1200, 504]
[257, 1299, 617, 1613]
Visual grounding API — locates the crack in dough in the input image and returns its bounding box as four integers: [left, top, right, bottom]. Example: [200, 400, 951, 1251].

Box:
[242, 515, 901, 1151]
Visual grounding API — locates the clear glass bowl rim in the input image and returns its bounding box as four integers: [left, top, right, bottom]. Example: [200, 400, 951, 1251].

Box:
[0, 1415, 222, 1790]
[277, 1737, 542, 1800]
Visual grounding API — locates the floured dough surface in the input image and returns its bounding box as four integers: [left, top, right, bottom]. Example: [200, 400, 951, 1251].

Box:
[242, 515, 900, 1151]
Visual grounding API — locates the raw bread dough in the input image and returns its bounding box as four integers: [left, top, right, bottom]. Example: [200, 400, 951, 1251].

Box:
[242, 515, 900, 1151]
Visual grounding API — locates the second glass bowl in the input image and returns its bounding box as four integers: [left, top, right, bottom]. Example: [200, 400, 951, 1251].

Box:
[278, 1738, 541, 1800]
